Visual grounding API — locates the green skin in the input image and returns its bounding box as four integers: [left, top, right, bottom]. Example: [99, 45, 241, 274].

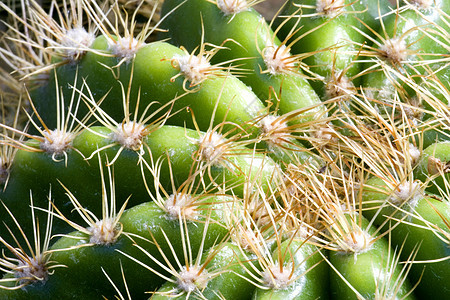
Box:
[37, 36, 266, 137]
[0, 210, 97, 300]
[416, 141, 450, 194]
[252, 240, 328, 300]
[264, 140, 324, 167]
[360, 176, 419, 227]
[387, 196, 450, 299]
[0, 138, 98, 247]
[71, 124, 280, 199]
[0, 275, 100, 300]
[140, 125, 280, 198]
[160, 0, 325, 125]
[276, 0, 395, 38]
[354, 0, 397, 31]
[27, 82, 56, 136]
[417, 65, 450, 148]
[0, 127, 151, 245]
[429, 60, 450, 106]
[361, 4, 449, 112]
[361, 174, 450, 298]
[419, 116, 450, 149]
[329, 215, 416, 300]
[151, 242, 258, 300]
[357, 5, 449, 155]
[0, 123, 279, 250]
[71, 126, 154, 202]
[275, 0, 367, 98]
[45, 196, 232, 300]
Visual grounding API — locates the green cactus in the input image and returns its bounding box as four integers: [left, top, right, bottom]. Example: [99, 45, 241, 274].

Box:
[0, 0, 449, 299]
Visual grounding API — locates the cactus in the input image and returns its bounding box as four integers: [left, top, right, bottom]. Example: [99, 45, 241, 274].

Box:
[0, 0, 449, 299]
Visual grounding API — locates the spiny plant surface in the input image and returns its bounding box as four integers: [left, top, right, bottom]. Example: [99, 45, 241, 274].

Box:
[0, 0, 449, 299]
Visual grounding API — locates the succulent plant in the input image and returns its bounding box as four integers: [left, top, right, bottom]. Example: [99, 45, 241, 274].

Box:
[0, 0, 449, 299]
